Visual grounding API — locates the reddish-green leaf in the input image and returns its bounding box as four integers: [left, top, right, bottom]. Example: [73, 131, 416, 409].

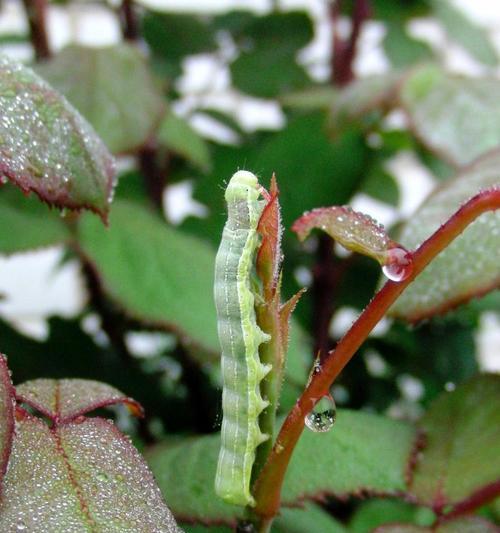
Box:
[0, 415, 180, 531]
[257, 174, 282, 297]
[401, 64, 500, 166]
[0, 354, 14, 492]
[390, 149, 500, 321]
[375, 517, 500, 532]
[15, 378, 143, 423]
[408, 375, 500, 511]
[37, 44, 166, 154]
[0, 54, 116, 220]
[293, 206, 413, 281]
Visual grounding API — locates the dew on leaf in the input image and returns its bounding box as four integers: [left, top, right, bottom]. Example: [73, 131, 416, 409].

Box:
[305, 394, 337, 433]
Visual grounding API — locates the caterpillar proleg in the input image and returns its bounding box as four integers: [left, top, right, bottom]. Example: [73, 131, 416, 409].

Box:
[214, 170, 271, 507]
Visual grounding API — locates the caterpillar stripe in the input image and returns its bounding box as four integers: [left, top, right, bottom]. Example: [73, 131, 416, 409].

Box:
[214, 171, 271, 507]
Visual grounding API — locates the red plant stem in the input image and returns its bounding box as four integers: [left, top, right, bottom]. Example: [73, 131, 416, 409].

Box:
[331, 0, 372, 86]
[120, 0, 139, 42]
[311, 0, 372, 357]
[253, 189, 500, 519]
[22, 0, 51, 60]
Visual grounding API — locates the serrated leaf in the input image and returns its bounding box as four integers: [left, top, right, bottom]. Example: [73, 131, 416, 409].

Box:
[78, 199, 219, 354]
[401, 64, 500, 166]
[292, 206, 413, 282]
[0, 54, 115, 220]
[146, 410, 415, 523]
[390, 149, 500, 321]
[0, 354, 14, 493]
[0, 185, 69, 253]
[157, 109, 211, 172]
[36, 44, 165, 154]
[230, 12, 314, 98]
[375, 517, 500, 533]
[15, 378, 143, 422]
[409, 375, 500, 510]
[432, 0, 498, 66]
[0, 415, 181, 532]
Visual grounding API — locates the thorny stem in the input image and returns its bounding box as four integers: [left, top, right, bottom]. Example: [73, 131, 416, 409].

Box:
[253, 188, 500, 520]
[311, 0, 371, 358]
[22, 0, 51, 60]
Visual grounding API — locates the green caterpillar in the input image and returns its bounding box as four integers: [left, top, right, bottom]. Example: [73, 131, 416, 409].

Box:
[214, 171, 271, 507]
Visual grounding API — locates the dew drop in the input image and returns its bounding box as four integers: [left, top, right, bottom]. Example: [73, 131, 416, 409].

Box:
[305, 394, 336, 433]
[16, 521, 27, 531]
[382, 246, 413, 282]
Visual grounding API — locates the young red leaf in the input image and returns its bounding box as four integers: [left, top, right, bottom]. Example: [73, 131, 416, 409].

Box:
[0, 354, 14, 495]
[0, 55, 116, 221]
[257, 174, 283, 297]
[15, 378, 143, 423]
[279, 288, 307, 356]
[292, 206, 413, 282]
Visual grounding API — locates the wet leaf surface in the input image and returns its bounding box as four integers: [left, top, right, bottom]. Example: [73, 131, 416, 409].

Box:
[15, 378, 143, 422]
[146, 409, 415, 523]
[0, 354, 14, 492]
[409, 375, 500, 510]
[390, 149, 500, 321]
[0, 415, 181, 532]
[401, 65, 500, 166]
[0, 54, 116, 220]
[37, 44, 166, 154]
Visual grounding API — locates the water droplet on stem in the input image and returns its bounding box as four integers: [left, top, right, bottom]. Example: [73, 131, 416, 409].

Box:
[382, 246, 413, 282]
[305, 394, 336, 433]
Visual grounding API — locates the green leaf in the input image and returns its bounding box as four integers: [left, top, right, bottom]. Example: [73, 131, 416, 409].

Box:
[0, 354, 14, 491]
[350, 499, 434, 533]
[375, 517, 500, 532]
[146, 409, 415, 523]
[157, 109, 211, 172]
[432, 1, 498, 66]
[77, 199, 219, 354]
[274, 503, 348, 533]
[383, 23, 434, 68]
[390, 149, 500, 322]
[331, 72, 402, 133]
[15, 378, 143, 422]
[0, 185, 69, 253]
[36, 44, 166, 154]
[408, 375, 500, 509]
[0, 414, 181, 532]
[142, 12, 216, 78]
[280, 86, 337, 111]
[401, 64, 500, 166]
[360, 164, 400, 206]
[230, 12, 314, 98]
[0, 54, 115, 220]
